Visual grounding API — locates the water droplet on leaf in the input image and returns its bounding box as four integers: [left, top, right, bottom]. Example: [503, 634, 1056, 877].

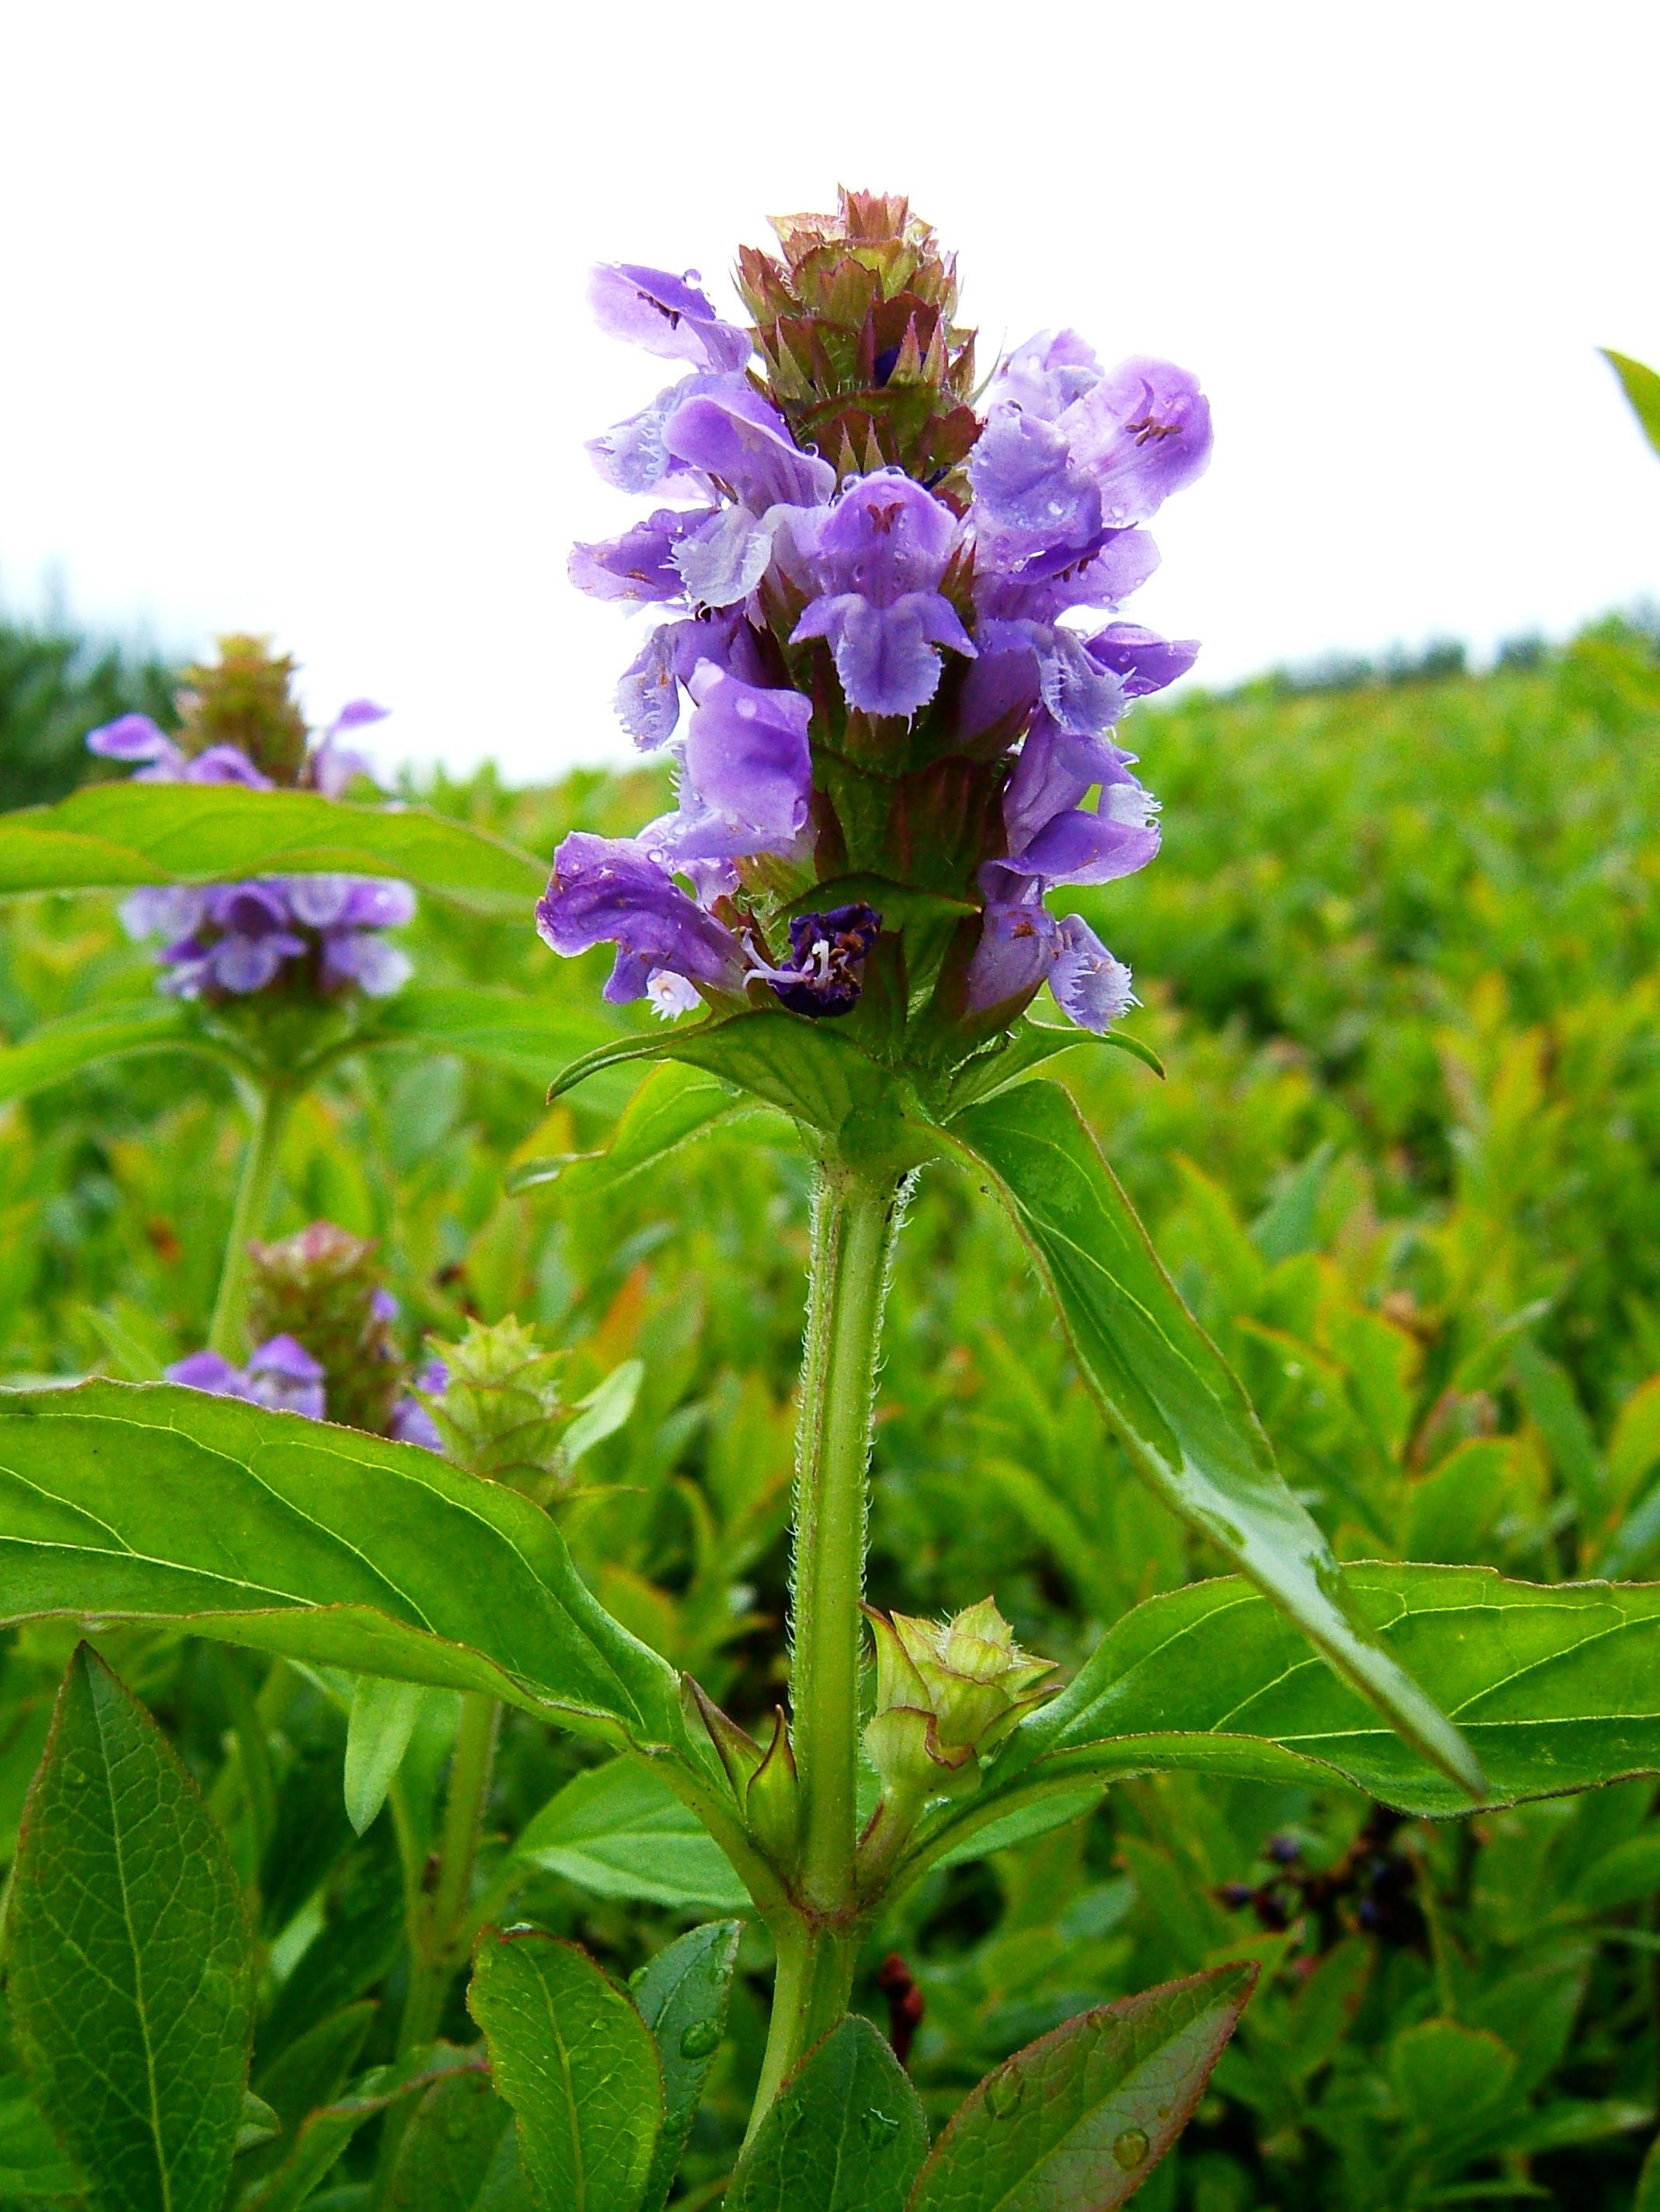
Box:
[678, 2019, 722, 2060]
[985, 2071, 1024, 2119]
[1112, 2127, 1150, 2170]
[860, 2109, 900, 2147]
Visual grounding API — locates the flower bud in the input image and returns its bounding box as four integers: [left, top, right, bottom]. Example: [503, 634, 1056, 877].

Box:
[863, 1598, 1057, 1801]
[176, 634, 309, 786]
[419, 1316, 568, 1494]
[246, 1221, 404, 1436]
[684, 1680, 801, 1879]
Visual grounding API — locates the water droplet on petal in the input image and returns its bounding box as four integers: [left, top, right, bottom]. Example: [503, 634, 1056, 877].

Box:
[985, 2071, 1025, 2119]
[1112, 2127, 1150, 2170]
[678, 2019, 722, 2060]
[860, 2109, 900, 2147]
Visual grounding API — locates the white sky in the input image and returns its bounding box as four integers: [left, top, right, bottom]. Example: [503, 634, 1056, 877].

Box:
[2, 2, 1657, 783]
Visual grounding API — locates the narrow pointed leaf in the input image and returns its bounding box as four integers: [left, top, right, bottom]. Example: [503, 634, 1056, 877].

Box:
[467, 1929, 664, 2212]
[0, 1380, 685, 1756]
[942, 1082, 1484, 1798]
[630, 1921, 743, 2212]
[8, 1646, 256, 2212]
[1603, 348, 1660, 457]
[548, 1031, 677, 1102]
[918, 1568, 1660, 1875]
[0, 783, 542, 906]
[945, 1021, 1163, 1115]
[905, 1966, 1256, 2212]
[511, 1060, 787, 1199]
[344, 1675, 432, 1834]
[241, 2049, 480, 2212]
[656, 1010, 902, 1136]
[0, 1000, 225, 1104]
[383, 2069, 523, 2212]
[514, 1758, 750, 1911]
[727, 2016, 928, 2212]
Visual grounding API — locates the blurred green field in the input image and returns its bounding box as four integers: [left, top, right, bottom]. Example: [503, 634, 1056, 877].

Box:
[3, 616, 1660, 2207]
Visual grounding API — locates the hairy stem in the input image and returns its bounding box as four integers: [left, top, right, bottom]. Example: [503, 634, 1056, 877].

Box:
[745, 1919, 860, 2148]
[207, 1080, 294, 1359]
[790, 1162, 908, 1911]
[398, 1691, 500, 2056]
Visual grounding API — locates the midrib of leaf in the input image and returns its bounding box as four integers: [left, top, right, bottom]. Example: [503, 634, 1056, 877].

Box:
[545, 1981, 586, 2212]
[96, 1690, 173, 2212]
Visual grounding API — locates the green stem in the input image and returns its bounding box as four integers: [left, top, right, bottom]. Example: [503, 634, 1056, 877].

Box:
[790, 1160, 907, 1911]
[745, 1918, 860, 2148]
[208, 1080, 294, 1359]
[398, 1691, 500, 2056]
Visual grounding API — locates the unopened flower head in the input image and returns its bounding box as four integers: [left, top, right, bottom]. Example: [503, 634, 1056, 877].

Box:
[538, 190, 1208, 1058]
[863, 1596, 1058, 1800]
[86, 636, 414, 1006]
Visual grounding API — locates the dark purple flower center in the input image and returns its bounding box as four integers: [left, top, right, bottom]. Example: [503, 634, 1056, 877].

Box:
[772, 902, 882, 1019]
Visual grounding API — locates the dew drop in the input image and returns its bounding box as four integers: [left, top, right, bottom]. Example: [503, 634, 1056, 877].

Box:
[860, 2109, 900, 2147]
[1112, 2127, 1150, 2171]
[678, 2019, 722, 2060]
[985, 2071, 1024, 2119]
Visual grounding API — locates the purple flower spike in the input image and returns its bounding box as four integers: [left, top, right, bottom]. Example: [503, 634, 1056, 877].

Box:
[1051, 915, 1135, 1031]
[790, 473, 975, 716]
[588, 263, 752, 373]
[1085, 623, 1200, 697]
[644, 666, 813, 864]
[535, 832, 747, 1005]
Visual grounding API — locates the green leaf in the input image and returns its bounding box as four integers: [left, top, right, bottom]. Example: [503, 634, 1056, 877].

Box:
[241, 2049, 479, 2212]
[941, 1081, 1484, 1799]
[237, 2092, 284, 2154]
[0, 783, 542, 907]
[383, 2070, 524, 2212]
[0, 2082, 85, 2199]
[933, 1568, 1660, 1858]
[511, 1060, 788, 1200]
[514, 1758, 750, 1912]
[629, 1921, 742, 2212]
[241, 2004, 375, 2193]
[8, 1645, 255, 2212]
[1603, 348, 1660, 458]
[0, 1380, 686, 1757]
[905, 1964, 1256, 2212]
[1512, 1335, 1605, 1522]
[931, 1787, 1104, 1873]
[944, 1019, 1163, 1115]
[1636, 2126, 1660, 2212]
[467, 1928, 664, 2212]
[727, 2015, 928, 2212]
[561, 1360, 646, 1469]
[0, 1000, 225, 1105]
[1390, 2018, 1517, 2137]
[343, 1676, 433, 1835]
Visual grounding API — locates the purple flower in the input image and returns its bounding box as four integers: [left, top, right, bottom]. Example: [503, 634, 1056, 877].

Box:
[790, 473, 975, 717]
[87, 713, 187, 778]
[311, 700, 389, 795]
[1062, 357, 1213, 530]
[973, 525, 1162, 628]
[614, 610, 769, 748]
[588, 263, 752, 373]
[1083, 623, 1200, 697]
[536, 832, 748, 1007]
[662, 384, 835, 514]
[987, 330, 1103, 420]
[1051, 914, 1136, 1029]
[569, 511, 698, 604]
[168, 1334, 326, 1421]
[766, 904, 882, 1018]
[588, 372, 737, 497]
[640, 666, 813, 867]
[963, 881, 1135, 1033]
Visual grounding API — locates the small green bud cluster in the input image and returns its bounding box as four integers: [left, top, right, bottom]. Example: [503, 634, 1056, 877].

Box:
[246, 1221, 406, 1435]
[418, 1316, 569, 1497]
[863, 1597, 1057, 1804]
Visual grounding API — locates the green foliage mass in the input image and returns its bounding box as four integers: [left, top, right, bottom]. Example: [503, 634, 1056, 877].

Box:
[2, 619, 1659, 2203]
[0, 611, 177, 811]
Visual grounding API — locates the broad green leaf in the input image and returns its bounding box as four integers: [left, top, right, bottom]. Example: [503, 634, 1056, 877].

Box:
[1389, 2018, 1516, 2136]
[467, 1929, 664, 2212]
[931, 1787, 1104, 1872]
[552, 1008, 907, 1143]
[511, 1060, 788, 1200]
[942, 1081, 1484, 1799]
[0, 1000, 223, 1104]
[241, 2048, 478, 2212]
[514, 1757, 750, 1912]
[944, 1019, 1163, 1115]
[0, 1380, 685, 1756]
[0, 783, 542, 907]
[929, 1568, 1660, 1865]
[905, 1964, 1256, 2212]
[344, 1676, 433, 1835]
[384, 2069, 523, 2212]
[1604, 348, 1660, 458]
[727, 2015, 928, 2212]
[630, 1920, 742, 2212]
[561, 1360, 646, 1469]
[8, 1646, 255, 2212]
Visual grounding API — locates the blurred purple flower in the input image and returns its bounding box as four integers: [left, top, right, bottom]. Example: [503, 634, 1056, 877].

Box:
[169, 1334, 327, 1421]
